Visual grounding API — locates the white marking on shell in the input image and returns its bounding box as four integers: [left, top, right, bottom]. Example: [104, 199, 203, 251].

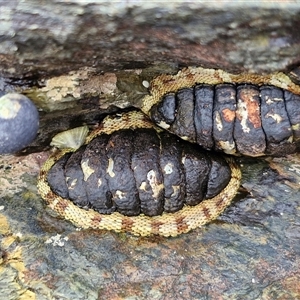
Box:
[81, 159, 95, 181]
[266, 96, 283, 104]
[157, 121, 170, 129]
[0, 94, 21, 119]
[139, 181, 147, 191]
[147, 170, 164, 198]
[293, 123, 300, 129]
[171, 185, 180, 197]
[69, 178, 77, 189]
[50, 125, 89, 150]
[215, 112, 223, 131]
[163, 163, 173, 175]
[115, 190, 126, 199]
[265, 113, 282, 123]
[107, 158, 115, 177]
[237, 99, 250, 133]
[265, 96, 273, 104]
[218, 141, 236, 155]
[97, 178, 102, 187]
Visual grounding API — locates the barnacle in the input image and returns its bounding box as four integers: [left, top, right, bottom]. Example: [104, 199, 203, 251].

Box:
[50, 126, 89, 150]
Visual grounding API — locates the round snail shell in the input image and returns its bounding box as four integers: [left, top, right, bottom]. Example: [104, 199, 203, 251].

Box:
[0, 93, 39, 154]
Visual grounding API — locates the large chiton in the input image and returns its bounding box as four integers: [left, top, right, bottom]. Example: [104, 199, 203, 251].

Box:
[141, 67, 300, 157]
[38, 110, 241, 236]
[46, 113, 232, 217]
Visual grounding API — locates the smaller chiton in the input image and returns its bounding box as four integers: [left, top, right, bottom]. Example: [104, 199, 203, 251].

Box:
[141, 67, 300, 157]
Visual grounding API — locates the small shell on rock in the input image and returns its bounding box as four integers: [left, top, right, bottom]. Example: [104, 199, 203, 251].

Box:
[142, 80, 150, 88]
[50, 126, 89, 150]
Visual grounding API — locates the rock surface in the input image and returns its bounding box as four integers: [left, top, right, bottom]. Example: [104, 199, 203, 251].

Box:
[0, 151, 299, 299]
[1, 0, 300, 82]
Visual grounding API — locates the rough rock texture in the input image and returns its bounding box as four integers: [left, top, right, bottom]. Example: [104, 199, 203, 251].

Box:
[1, 0, 300, 87]
[0, 1, 300, 299]
[0, 152, 300, 299]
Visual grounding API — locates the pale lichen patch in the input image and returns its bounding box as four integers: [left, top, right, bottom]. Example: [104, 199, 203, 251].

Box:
[45, 234, 69, 247]
[25, 68, 117, 111]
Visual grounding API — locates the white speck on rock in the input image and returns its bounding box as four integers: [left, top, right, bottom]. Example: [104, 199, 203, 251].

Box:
[142, 80, 150, 88]
[45, 234, 69, 247]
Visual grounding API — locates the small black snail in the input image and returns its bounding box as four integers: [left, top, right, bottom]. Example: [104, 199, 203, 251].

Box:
[0, 93, 39, 154]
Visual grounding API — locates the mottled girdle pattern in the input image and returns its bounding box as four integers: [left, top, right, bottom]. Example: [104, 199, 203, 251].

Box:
[38, 111, 241, 237]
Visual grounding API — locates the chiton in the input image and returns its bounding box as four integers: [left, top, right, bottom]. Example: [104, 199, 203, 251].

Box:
[141, 67, 300, 157]
[47, 123, 231, 217]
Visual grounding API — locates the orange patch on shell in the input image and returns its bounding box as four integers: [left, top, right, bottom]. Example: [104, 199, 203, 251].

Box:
[222, 108, 235, 122]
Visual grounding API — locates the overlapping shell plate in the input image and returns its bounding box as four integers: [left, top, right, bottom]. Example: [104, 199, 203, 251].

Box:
[142, 67, 300, 157]
[47, 125, 232, 217]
